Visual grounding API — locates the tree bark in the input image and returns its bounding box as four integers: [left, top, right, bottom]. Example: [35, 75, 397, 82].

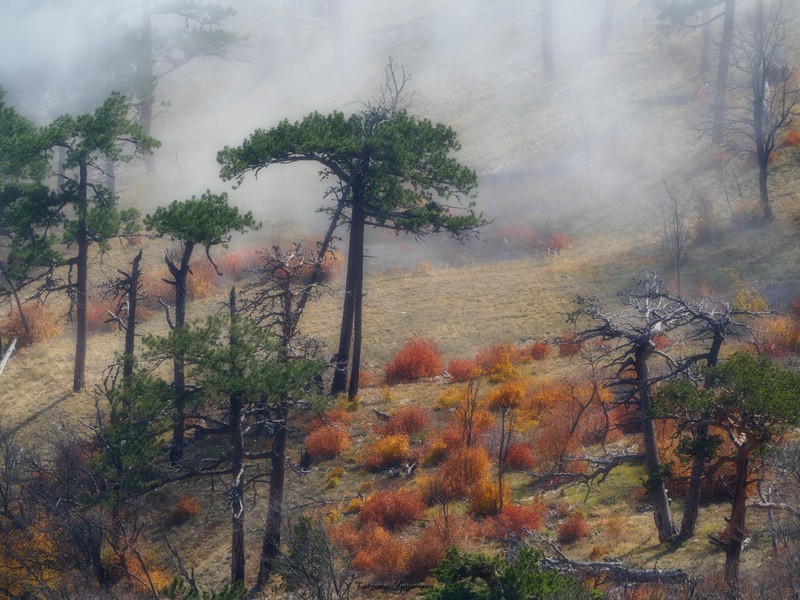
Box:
[712, 0, 736, 144]
[228, 288, 246, 585]
[331, 176, 364, 398]
[169, 243, 193, 464]
[73, 161, 89, 392]
[122, 251, 142, 379]
[635, 343, 675, 543]
[724, 443, 756, 599]
[758, 155, 773, 221]
[255, 401, 289, 591]
[541, 0, 556, 82]
[346, 195, 365, 401]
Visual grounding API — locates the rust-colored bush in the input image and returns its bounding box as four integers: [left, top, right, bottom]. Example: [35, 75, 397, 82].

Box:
[0, 304, 61, 348]
[547, 232, 572, 254]
[139, 270, 176, 309]
[219, 245, 261, 280]
[187, 261, 218, 299]
[362, 434, 410, 470]
[487, 379, 527, 411]
[167, 494, 201, 526]
[783, 130, 800, 147]
[526, 341, 552, 360]
[492, 501, 545, 538]
[422, 446, 492, 504]
[475, 343, 517, 381]
[351, 525, 408, 580]
[447, 358, 477, 382]
[306, 426, 349, 461]
[384, 337, 443, 384]
[358, 489, 426, 531]
[558, 334, 583, 357]
[86, 298, 120, 334]
[467, 478, 506, 517]
[557, 511, 590, 543]
[306, 407, 353, 433]
[505, 442, 536, 471]
[404, 526, 447, 581]
[381, 406, 429, 436]
[358, 370, 378, 388]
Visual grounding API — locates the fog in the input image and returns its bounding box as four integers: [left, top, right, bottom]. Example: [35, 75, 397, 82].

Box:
[1, 0, 777, 268]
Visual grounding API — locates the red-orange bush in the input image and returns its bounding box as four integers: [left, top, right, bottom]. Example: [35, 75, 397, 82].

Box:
[558, 334, 583, 357]
[86, 298, 120, 334]
[139, 270, 176, 309]
[359, 489, 426, 531]
[350, 525, 408, 579]
[167, 494, 201, 525]
[505, 442, 536, 471]
[358, 370, 378, 388]
[381, 406, 429, 436]
[526, 341, 552, 360]
[547, 232, 572, 254]
[187, 261, 218, 299]
[492, 501, 545, 538]
[306, 427, 349, 461]
[384, 337, 443, 384]
[467, 479, 506, 517]
[487, 379, 527, 411]
[784, 130, 800, 147]
[362, 434, 410, 470]
[0, 304, 61, 348]
[422, 446, 492, 504]
[475, 343, 517, 380]
[404, 526, 447, 581]
[218, 245, 261, 280]
[306, 407, 353, 433]
[447, 358, 477, 382]
[557, 511, 590, 543]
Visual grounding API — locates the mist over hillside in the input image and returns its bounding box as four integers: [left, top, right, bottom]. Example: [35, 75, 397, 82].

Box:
[3, 0, 786, 267]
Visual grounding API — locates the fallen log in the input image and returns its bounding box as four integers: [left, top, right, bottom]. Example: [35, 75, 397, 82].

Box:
[541, 556, 689, 585]
[0, 338, 17, 376]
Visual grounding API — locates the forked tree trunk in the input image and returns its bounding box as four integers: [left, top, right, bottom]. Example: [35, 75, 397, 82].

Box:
[73, 161, 89, 392]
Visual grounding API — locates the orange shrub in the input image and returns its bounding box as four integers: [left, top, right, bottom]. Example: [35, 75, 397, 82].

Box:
[467, 479, 506, 517]
[358, 370, 378, 388]
[187, 261, 218, 299]
[218, 245, 261, 280]
[487, 379, 527, 411]
[447, 358, 477, 382]
[526, 341, 552, 360]
[306, 407, 353, 433]
[422, 439, 450, 466]
[351, 525, 408, 580]
[505, 442, 536, 471]
[475, 343, 517, 381]
[167, 494, 200, 526]
[422, 446, 492, 504]
[492, 501, 545, 538]
[760, 315, 800, 356]
[547, 232, 572, 254]
[139, 270, 176, 309]
[784, 130, 800, 147]
[384, 337, 443, 384]
[558, 334, 582, 357]
[381, 406, 429, 436]
[306, 427, 349, 461]
[0, 303, 61, 348]
[362, 434, 410, 470]
[85, 298, 119, 334]
[358, 489, 426, 531]
[404, 526, 447, 581]
[557, 511, 590, 543]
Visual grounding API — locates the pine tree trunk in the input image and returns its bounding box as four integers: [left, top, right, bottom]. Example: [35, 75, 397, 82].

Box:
[255, 401, 289, 591]
[712, 0, 736, 144]
[725, 445, 755, 599]
[347, 199, 365, 400]
[123, 251, 142, 379]
[169, 244, 193, 464]
[635, 344, 675, 543]
[541, 0, 556, 81]
[229, 288, 245, 585]
[73, 161, 89, 392]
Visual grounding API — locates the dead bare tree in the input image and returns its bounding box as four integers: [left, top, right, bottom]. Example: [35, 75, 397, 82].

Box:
[724, 0, 800, 221]
[655, 179, 692, 296]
